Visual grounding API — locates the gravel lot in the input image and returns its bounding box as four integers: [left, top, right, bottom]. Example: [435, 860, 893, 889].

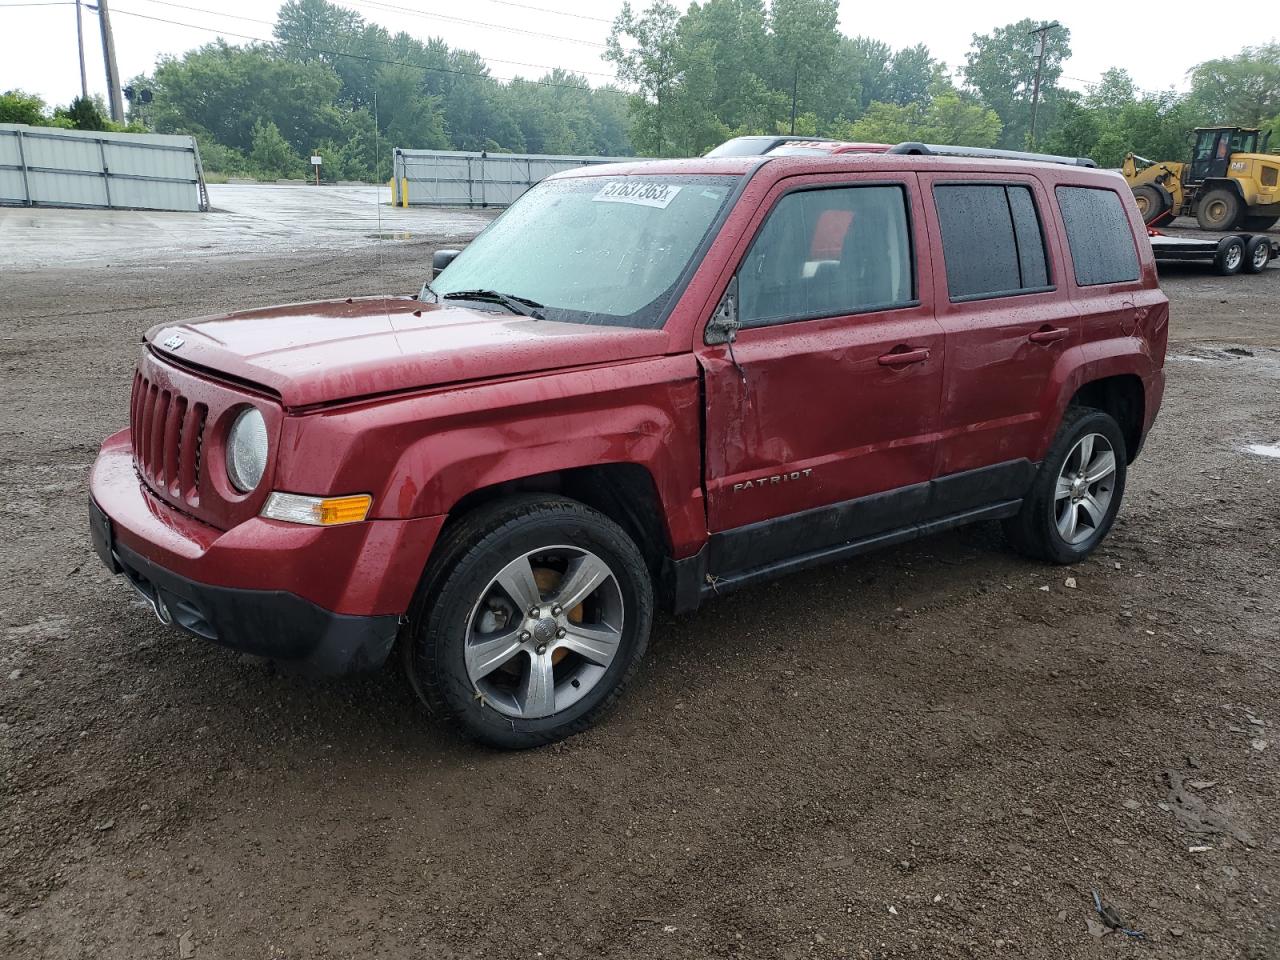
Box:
[1, 221, 1278, 959]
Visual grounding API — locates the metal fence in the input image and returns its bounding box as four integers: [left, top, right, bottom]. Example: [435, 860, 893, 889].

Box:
[391, 148, 646, 207]
[0, 124, 209, 212]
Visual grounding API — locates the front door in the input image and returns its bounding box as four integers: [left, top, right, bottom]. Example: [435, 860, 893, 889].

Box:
[698, 175, 945, 573]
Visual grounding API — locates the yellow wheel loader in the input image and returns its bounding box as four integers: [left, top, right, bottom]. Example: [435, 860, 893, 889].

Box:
[1122, 127, 1279, 231]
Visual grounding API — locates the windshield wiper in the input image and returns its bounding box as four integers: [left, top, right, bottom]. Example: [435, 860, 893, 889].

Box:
[442, 289, 545, 320]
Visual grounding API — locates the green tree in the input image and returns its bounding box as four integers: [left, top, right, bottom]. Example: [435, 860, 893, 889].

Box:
[769, 0, 841, 133]
[963, 20, 1071, 148]
[605, 1, 683, 154]
[886, 44, 945, 107]
[0, 89, 48, 125]
[60, 96, 108, 131]
[249, 119, 304, 178]
[149, 42, 342, 155]
[1189, 43, 1280, 127]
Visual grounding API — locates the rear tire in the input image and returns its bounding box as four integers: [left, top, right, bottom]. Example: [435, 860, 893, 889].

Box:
[1241, 215, 1278, 232]
[1132, 185, 1168, 225]
[1215, 236, 1245, 275]
[1196, 188, 1242, 231]
[1244, 235, 1271, 274]
[1003, 407, 1128, 565]
[402, 495, 653, 749]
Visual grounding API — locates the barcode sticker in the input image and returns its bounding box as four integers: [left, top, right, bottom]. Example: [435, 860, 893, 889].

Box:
[593, 181, 682, 209]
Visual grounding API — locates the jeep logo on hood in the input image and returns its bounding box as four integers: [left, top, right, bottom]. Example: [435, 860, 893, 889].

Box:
[162, 334, 185, 350]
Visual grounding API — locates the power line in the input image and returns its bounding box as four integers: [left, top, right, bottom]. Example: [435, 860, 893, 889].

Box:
[131, 0, 617, 77]
[105, 5, 623, 92]
[329, 0, 607, 48]
[482, 0, 613, 24]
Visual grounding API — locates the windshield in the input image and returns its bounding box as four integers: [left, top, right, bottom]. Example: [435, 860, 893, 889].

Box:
[431, 174, 738, 328]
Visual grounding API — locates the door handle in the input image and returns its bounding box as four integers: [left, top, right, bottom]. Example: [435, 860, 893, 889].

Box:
[1028, 327, 1069, 344]
[878, 347, 930, 367]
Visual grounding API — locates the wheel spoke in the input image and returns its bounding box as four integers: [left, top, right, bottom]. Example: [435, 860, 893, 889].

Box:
[465, 630, 525, 681]
[557, 622, 621, 667]
[1057, 502, 1079, 541]
[1055, 475, 1074, 501]
[554, 553, 612, 611]
[1084, 450, 1116, 485]
[1076, 434, 1094, 472]
[519, 650, 556, 717]
[493, 554, 542, 611]
[1079, 493, 1106, 528]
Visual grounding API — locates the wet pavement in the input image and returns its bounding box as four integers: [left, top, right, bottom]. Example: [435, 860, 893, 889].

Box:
[0, 184, 494, 268]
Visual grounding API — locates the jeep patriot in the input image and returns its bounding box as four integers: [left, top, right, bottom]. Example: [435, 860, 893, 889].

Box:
[89, 143, 1168, 747]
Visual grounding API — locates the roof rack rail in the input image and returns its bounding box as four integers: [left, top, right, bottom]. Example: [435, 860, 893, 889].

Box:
[887, 142, 1097, 168]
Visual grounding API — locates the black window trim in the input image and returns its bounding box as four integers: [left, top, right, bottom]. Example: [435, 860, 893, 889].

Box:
[735, 179, 922, 331]
[932, 178, 1057, 305]
[1053, 183, 1143, 288]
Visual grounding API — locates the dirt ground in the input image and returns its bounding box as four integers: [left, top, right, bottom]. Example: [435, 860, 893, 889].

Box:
[1, 224, 1278, 960]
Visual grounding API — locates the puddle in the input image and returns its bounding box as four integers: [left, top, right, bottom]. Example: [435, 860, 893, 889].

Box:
[1244, 443, 1280, 459]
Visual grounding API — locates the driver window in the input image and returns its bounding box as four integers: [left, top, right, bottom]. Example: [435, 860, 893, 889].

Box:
[738, 185, 914, 327]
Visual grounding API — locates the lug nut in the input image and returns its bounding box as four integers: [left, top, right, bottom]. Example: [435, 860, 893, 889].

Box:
[519, 631, 531, 642]
[535, 643, 547, 655]
[528, 606, 541, 618]
[551, 605, 562, 616]
[556, 627, 566, 638]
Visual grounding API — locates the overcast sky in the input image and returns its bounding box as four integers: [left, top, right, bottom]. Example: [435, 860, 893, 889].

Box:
[3, 0, 1275, 110]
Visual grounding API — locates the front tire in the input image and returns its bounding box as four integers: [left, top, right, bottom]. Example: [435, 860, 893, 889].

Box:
[1004, 407, 1128, 565]
[403, 496, 653, 749]
[1215, 236, 1245, 275]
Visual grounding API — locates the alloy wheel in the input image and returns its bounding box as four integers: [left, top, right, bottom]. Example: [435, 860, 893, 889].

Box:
[463, 546, 624, 719]
[1053, 432, 1117, 545]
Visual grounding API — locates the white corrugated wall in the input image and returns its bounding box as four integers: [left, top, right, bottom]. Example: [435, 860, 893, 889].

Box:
[392, 148, 649, 207]
[0, 124, 207, 212]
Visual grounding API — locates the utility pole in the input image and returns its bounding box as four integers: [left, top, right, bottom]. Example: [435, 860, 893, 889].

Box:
[1027, 20, 1060, 149]
[97, 0, 125, 122]
[75, 0, 88, 100]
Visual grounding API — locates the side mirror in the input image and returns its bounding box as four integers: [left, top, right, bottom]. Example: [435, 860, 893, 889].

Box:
[432, 249, 460, 278]
[704, 276, 740, 346]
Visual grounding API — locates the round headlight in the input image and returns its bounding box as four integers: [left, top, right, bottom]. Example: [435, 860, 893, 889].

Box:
[226, 407, 268, 493]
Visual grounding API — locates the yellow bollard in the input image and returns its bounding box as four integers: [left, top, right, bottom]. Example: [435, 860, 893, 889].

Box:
[400, 177, 410, 208]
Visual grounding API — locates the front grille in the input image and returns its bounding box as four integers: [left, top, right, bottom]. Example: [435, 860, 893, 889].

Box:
[130, 370, 209, 507]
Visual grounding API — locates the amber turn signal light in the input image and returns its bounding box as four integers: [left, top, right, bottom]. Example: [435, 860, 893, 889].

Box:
[261, 492, 372, 526]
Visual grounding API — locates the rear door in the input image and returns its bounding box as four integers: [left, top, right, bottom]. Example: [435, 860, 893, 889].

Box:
[918, 173, 1077, 490]
[697, 173, 945, 570]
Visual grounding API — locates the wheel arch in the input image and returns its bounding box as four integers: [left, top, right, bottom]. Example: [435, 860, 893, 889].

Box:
[1067, 374, 1145, 464]
[444, 462, 674, 583]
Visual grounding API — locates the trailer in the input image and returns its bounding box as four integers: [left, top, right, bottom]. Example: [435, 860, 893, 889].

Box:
[1147, 229, 1277, 275]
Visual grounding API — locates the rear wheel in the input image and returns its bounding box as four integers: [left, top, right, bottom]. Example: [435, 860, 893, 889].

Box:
[1215, 236, 1245, 275]
[1244, 235, 1271, 274]
[1196, 188, 1242, 230]
[403, 495, 653, 749]
[1241, 215, 1278, 232]
[1132, 185, 1168, 225]
[1004, 407, 1128, 565]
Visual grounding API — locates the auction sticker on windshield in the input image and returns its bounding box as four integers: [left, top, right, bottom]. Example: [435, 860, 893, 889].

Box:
[593, 181, 682, 209]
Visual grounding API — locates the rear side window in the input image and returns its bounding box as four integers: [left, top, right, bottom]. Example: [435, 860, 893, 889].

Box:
[1056, 186, 1140, 286]
[933, 184, 1051, 300]
[739, 185, 914, 326]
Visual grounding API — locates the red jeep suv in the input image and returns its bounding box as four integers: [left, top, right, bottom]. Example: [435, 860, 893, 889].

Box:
[90, 144, 1168, 748]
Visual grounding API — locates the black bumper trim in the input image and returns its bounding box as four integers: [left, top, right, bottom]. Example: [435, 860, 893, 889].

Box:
[92, 500, 399, 674]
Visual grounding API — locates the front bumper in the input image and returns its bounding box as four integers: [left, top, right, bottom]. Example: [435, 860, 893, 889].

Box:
[89, 428, 445, 673]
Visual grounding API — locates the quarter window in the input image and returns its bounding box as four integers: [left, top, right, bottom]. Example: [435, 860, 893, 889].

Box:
[1055, 186, 1141, 286]
[738, 185, 914, 327]
[933, 184, 1051, 300]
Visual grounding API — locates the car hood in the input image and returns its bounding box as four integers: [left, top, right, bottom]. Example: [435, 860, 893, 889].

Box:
[146, 296, 670, 407]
